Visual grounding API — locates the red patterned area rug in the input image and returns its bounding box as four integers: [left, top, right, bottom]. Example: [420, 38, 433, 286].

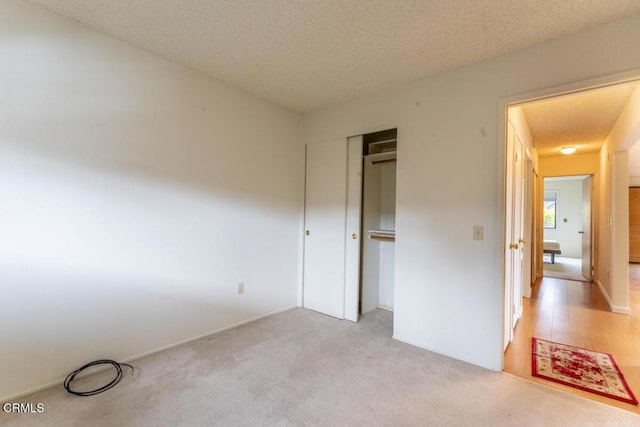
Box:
[532, 337, 638, 404]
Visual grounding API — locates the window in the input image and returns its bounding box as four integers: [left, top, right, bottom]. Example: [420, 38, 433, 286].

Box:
[544, 191, 557, 229]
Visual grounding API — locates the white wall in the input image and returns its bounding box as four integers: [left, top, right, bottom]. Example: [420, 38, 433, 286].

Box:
[612, 151, 630, 312]
[302, 13, 640, 370]
[543, 179, 583, 258]
[0, 0, 302, 399]
[598, 84, 640, 312]
[629, 139, 640, 186]
[598, 135, 631, 313]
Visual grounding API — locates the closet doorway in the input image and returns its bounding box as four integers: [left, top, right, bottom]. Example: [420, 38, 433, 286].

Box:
[302, 129, 397, 323]
[360, 131, 397, 315]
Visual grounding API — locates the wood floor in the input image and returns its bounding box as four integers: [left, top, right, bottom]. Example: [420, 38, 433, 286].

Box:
[504, 264, 640, 414]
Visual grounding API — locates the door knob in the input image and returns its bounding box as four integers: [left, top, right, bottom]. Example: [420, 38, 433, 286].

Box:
[578, 230, 584, 234]
[518, 238, 525, 244]
[352, 233, 357, 240]
[509, 243, 519, 250]
[305, 230, 310, 236]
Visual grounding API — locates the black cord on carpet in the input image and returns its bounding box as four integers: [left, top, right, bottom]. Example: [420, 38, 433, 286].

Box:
[64, 359, 134, 396]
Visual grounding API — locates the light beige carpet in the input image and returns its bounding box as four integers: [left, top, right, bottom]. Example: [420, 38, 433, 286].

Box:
[544, 256, 587, 282]
[2, 308, 638, 426]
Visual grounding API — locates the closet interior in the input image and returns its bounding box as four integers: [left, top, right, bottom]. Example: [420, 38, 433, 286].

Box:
[360, 129, 397, 315]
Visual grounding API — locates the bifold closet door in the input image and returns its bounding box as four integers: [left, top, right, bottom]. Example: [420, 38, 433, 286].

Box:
[303, 139, 347, 319]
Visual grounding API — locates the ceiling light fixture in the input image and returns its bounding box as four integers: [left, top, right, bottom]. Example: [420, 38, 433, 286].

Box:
[560, 146, 576, 155]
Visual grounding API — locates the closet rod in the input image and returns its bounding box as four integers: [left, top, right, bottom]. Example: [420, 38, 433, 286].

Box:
[371, 158, 397, 165]
[368, 229, 395, 242]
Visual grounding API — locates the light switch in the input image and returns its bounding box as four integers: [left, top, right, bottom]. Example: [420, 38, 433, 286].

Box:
[473, 225, 484, 241]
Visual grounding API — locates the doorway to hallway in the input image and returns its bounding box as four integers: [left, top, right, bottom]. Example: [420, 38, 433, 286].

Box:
[542, 175, 593, 282]
[502, 72, 640, 414]
[502, 77, 640, 353]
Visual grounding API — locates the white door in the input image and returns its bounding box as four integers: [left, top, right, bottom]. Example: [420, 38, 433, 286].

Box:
[303, 139, 348, 319]
[503, 124, 515, 350]
[512, 135, 524, 328]
[504, 123, 524, 350]
[344, 136, 363, 322]
[581, 176, 592, 281]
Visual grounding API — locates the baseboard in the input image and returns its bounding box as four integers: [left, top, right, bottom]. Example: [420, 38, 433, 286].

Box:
[596, 280, 631, 315]
[0, 305, 297, 402]
[392, 333, 502, 372]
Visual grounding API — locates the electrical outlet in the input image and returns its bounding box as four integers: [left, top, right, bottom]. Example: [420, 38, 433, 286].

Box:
[473, 225, 484, 241]
[237, 282, 244, 295]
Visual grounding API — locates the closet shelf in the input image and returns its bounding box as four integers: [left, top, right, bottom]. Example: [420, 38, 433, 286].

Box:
[368, 139, 397, 155]
[368, 229, 396, 242]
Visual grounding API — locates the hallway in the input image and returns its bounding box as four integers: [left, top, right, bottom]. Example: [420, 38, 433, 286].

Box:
[504, 267, 640, 414]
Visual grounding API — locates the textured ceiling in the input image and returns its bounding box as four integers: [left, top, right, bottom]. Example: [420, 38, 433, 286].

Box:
[521, 82, 639, 158]
[27, 0, 640, 113]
